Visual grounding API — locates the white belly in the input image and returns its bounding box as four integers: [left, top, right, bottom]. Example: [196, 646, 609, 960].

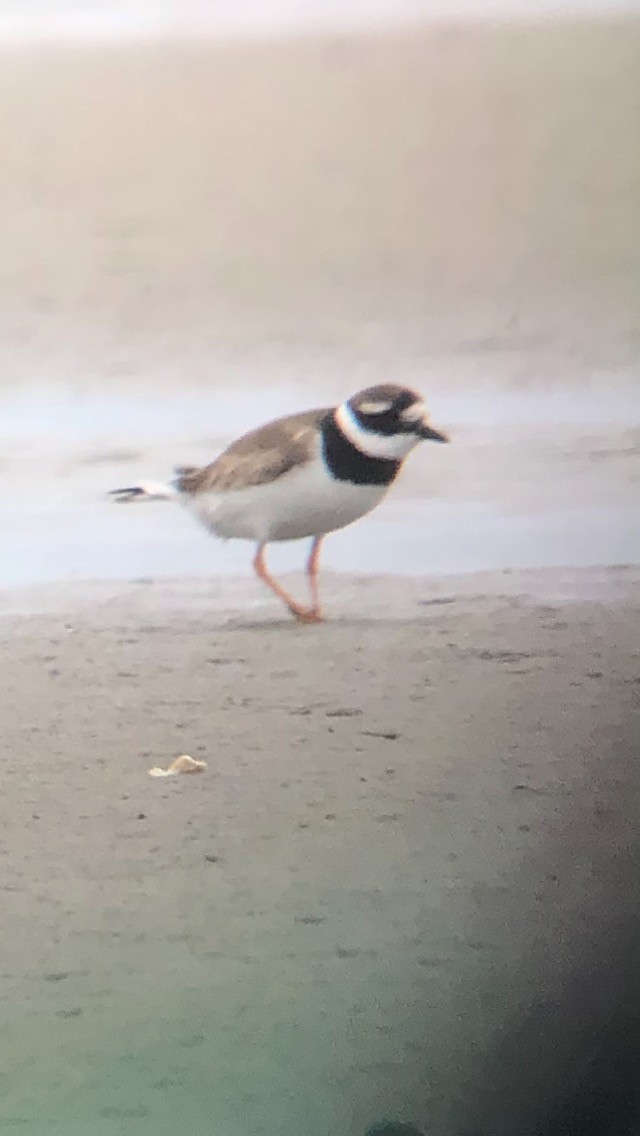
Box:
[183, 458, 389, 544]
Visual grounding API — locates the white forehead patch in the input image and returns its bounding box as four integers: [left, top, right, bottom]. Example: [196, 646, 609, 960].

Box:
[335, 403, 421, 461]
[400, 401, 428, 423]
[357, 399, 393, 416]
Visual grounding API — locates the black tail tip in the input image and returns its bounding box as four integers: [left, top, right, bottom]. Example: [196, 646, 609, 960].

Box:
[108, 486, 145, 502]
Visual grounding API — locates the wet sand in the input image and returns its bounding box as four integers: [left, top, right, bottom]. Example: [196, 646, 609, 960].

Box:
[1, 567, 640, 1135]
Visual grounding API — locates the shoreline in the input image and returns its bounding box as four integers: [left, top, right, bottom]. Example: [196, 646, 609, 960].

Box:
[2, 372, 639, 592]
[1, 564, 639, 617]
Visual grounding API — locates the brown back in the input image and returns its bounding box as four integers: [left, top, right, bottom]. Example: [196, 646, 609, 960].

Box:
[176, 408, 329, 495]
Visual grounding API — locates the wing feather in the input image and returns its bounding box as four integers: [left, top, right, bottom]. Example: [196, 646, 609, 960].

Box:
[175, 408, 329, 495]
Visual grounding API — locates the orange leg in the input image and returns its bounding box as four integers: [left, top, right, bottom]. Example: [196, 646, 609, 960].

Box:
[253, 543, 323, 623]
[306, 535, 324, 620]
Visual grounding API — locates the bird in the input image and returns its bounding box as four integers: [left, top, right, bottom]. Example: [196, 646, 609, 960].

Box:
[109, 383, 449, 622]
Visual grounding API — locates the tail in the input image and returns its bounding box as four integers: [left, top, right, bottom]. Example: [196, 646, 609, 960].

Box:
[109, 465, 198, 504]
[108, 480, 176, 503]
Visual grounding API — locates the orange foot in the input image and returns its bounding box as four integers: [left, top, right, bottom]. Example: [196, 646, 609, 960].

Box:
[290, 605, 323, 624]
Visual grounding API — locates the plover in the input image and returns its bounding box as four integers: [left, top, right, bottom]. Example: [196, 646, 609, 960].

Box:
[110, 383, 449, 622]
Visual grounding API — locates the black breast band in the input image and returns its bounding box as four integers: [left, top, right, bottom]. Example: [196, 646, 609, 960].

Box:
[321, 413, 401, 486]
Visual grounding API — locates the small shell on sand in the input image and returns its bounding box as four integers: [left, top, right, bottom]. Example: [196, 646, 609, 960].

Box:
[148, 755, 207, 778]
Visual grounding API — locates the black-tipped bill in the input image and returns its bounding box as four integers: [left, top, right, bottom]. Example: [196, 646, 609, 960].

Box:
[417, 422, 449, 443]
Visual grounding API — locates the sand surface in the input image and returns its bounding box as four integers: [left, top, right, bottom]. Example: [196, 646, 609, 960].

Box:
[1, 567, 639, 1135]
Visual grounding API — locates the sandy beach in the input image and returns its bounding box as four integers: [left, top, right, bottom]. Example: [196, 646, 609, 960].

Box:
[1, 567, 639, 1135]
[1, 9, 640, 1135]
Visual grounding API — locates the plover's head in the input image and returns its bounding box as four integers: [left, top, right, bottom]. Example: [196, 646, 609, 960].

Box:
[335, 384, 449, 460]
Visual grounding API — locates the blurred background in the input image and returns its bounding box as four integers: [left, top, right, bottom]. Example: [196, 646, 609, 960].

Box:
[0, 0, 638, 589]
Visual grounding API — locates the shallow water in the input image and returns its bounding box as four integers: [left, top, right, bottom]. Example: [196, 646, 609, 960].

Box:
[1, 372, 638, 592]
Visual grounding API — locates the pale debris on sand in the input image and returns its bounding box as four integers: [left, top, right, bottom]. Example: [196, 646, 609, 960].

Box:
[147, 755, 207, 778]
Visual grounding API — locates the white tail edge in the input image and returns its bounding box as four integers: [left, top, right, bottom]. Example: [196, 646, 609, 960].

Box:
[108, 481, 175, 503]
